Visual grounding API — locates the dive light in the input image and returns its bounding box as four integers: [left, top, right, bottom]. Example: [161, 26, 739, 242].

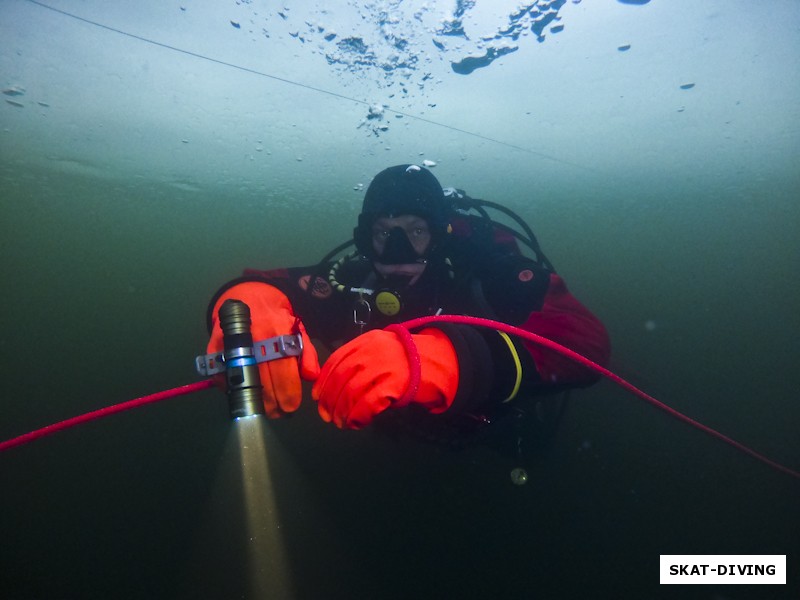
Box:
[194, 299, 305, 420]
[218, 299, 265, 419]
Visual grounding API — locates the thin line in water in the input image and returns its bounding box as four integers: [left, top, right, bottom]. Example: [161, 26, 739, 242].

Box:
[25, 0, 592, 171]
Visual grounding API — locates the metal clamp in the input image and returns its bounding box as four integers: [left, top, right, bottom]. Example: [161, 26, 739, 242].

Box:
[353, 297, 371, 334]
[195, 333, 304, 376]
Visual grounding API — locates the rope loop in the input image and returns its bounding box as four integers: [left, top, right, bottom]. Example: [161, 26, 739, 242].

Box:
[385, 324, 421, 408]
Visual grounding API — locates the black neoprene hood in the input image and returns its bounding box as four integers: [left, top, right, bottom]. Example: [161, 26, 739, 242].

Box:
[354, 164, 450, 258]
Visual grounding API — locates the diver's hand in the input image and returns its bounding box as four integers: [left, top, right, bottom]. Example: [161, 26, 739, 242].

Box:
[312, 327, 458, 429]
[207, 282, 320, 417]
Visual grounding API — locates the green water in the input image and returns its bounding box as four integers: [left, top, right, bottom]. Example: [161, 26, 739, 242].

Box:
[2, 0, 799, 597]
[1, 154, 798, 599]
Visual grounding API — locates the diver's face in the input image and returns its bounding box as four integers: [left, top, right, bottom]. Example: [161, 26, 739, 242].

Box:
[371, 215, 431, 258]
[371, 214, 431, 286]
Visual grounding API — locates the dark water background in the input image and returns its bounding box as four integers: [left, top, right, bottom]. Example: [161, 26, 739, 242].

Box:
[1, 162, 797, 599]
[2, 0, 799, 597]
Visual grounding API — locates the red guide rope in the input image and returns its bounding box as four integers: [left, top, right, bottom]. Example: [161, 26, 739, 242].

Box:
[398, 315, 800, 481]
[0, 315, 797, 482]
[0, 379, 214, 452]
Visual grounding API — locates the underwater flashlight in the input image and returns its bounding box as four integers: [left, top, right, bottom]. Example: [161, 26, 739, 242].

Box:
[195, 301, 304, 420]
[219, 299, 265, 419]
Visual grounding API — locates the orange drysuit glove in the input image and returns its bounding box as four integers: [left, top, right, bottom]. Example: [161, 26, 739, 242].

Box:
[312, 326, 459, 429]
[207, 282, 320, 417]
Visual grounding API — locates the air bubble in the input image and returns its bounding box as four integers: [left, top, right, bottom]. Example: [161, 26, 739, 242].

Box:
[510, 467, 528, 485]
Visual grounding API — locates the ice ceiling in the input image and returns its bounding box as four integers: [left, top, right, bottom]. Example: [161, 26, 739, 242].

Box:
[1, 0, 798, 200]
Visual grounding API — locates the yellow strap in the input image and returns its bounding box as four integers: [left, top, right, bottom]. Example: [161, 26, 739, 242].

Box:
[497, 331, 522, 403]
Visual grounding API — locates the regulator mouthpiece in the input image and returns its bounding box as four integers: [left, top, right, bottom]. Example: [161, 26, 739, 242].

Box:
[219, 299, 265, 419]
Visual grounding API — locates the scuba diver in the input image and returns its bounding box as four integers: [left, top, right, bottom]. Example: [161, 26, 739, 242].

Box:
[205, 164, 610, 451]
